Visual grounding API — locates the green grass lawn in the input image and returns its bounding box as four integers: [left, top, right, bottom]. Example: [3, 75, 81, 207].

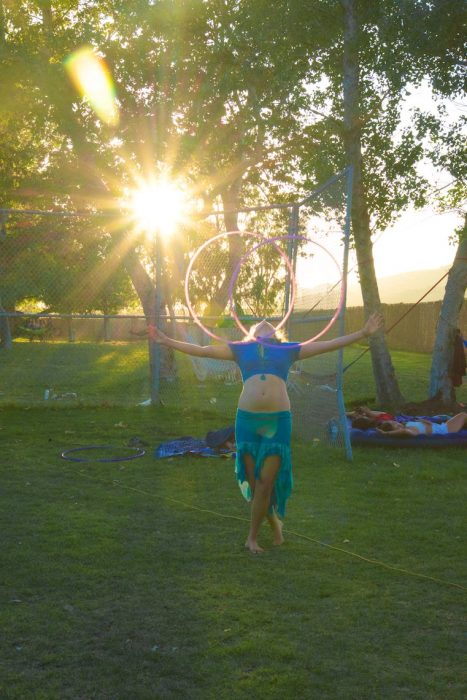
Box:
[0, 343, 466, 698]
[1, 338, 466, 415]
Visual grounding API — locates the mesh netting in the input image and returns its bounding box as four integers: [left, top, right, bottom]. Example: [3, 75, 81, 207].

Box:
[0, 171, 353, 453]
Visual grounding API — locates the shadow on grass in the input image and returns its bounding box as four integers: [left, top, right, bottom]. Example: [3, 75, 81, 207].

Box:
[0, 405, 465, 699]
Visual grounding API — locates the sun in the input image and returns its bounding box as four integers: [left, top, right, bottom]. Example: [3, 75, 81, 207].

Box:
[129, 178, 190, 237]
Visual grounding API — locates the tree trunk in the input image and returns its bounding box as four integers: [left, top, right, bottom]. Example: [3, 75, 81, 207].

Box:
[203, 181, 243, 320]
[429, 229, 467, 405]
[0, 0, 6, 48]
[341, 0, 404, 408]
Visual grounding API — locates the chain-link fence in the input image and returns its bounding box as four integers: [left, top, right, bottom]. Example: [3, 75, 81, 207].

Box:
[0, 170, 354, 455]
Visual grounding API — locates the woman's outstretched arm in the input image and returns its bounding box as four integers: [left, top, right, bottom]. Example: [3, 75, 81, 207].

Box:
[376, 427, 415, 438]
[148, 324, 234, 360]
[298, 312, 384, 360]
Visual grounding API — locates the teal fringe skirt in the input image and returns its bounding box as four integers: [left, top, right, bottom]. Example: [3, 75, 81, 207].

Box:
[234, 408, 293, 517]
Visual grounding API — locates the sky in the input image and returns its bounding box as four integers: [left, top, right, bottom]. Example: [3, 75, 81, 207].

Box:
[370, 84, 465, 280]
[301, 188, 462, 294]
[297, 84, 465, 296]
[367, 206, 460, 280]
[299, 180, 462, 307]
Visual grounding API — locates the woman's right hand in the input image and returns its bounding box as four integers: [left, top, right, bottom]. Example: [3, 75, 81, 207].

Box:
[148, 324, 168, 344]
[363, 312, 384, 336]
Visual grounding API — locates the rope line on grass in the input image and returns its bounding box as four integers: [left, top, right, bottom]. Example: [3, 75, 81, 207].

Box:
[74, 469, 466, 592]
[282, 527, 466, 591]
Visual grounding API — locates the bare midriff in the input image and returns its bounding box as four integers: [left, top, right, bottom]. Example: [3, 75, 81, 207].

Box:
[237, 374, 290, 412]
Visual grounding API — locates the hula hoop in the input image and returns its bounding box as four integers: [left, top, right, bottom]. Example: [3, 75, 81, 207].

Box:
[61, 445, 146, 463]
[227, 235, 296, 342]
[184, 231, 296, 343]
[229, 234, 345, 343]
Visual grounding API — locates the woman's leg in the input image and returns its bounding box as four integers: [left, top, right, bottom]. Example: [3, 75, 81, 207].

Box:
[243, 453, 256, 494]
[266, 510, 284, 546]
[245, 454, 281, 554]
[242, 452, 283, 549]
[446, 412, 467, 433]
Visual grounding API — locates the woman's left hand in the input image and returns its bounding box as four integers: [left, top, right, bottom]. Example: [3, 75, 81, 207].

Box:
[363, 312, 384, 336]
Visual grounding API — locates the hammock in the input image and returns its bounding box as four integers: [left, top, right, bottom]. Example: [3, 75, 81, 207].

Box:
[182, 329, 240, 383]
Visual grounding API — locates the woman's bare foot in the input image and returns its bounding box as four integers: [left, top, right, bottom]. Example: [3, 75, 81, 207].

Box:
[272, 519, 284, 546]
[267, 513, 284, 546]
[245, 539, 264, 554]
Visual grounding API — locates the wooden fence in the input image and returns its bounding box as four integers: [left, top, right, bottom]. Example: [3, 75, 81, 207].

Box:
[345, 301, 466, 353]
[12, 301, 466, 353]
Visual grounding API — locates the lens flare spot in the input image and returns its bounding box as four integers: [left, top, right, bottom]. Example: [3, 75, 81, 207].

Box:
[65, 46, 119, 126]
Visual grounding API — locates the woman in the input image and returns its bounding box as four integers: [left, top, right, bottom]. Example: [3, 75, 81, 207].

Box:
[377, 412, 467, 437]
[149, 312, 383, 554]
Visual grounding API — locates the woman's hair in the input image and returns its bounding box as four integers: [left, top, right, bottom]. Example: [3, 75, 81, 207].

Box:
[378, 421, 395, 432]
[245, 321, 287, 342]
[352, 416, 376, 430]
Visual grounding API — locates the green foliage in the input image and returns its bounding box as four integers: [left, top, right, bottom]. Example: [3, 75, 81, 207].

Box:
[0, 217, 138, 312]
[0, 0, 464, 317]
[2, 1, 464, 214]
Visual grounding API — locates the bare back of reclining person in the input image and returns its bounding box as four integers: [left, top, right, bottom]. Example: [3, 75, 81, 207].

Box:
[377, 412, 467, 437]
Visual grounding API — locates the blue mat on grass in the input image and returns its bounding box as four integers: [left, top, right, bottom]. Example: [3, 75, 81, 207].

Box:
[155, 437, 234, 459]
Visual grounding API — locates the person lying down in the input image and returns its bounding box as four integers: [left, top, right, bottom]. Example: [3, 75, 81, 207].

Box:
[377, 412, 467, 437]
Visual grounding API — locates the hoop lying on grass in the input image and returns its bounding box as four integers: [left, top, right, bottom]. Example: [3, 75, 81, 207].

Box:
[61, 445, 146, 462]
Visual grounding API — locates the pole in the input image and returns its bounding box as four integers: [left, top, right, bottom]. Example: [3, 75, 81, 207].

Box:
[284, 205, 299, 336]
[336, 166, 354, 461]
[150, 230, 162, 404]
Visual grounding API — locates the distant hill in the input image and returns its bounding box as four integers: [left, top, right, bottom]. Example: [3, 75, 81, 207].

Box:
[297, 267, 453, 308]
[347, 267, 451, 306]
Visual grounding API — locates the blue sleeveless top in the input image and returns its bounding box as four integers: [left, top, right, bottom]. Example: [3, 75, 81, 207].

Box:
[228, 340, 301, 382]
